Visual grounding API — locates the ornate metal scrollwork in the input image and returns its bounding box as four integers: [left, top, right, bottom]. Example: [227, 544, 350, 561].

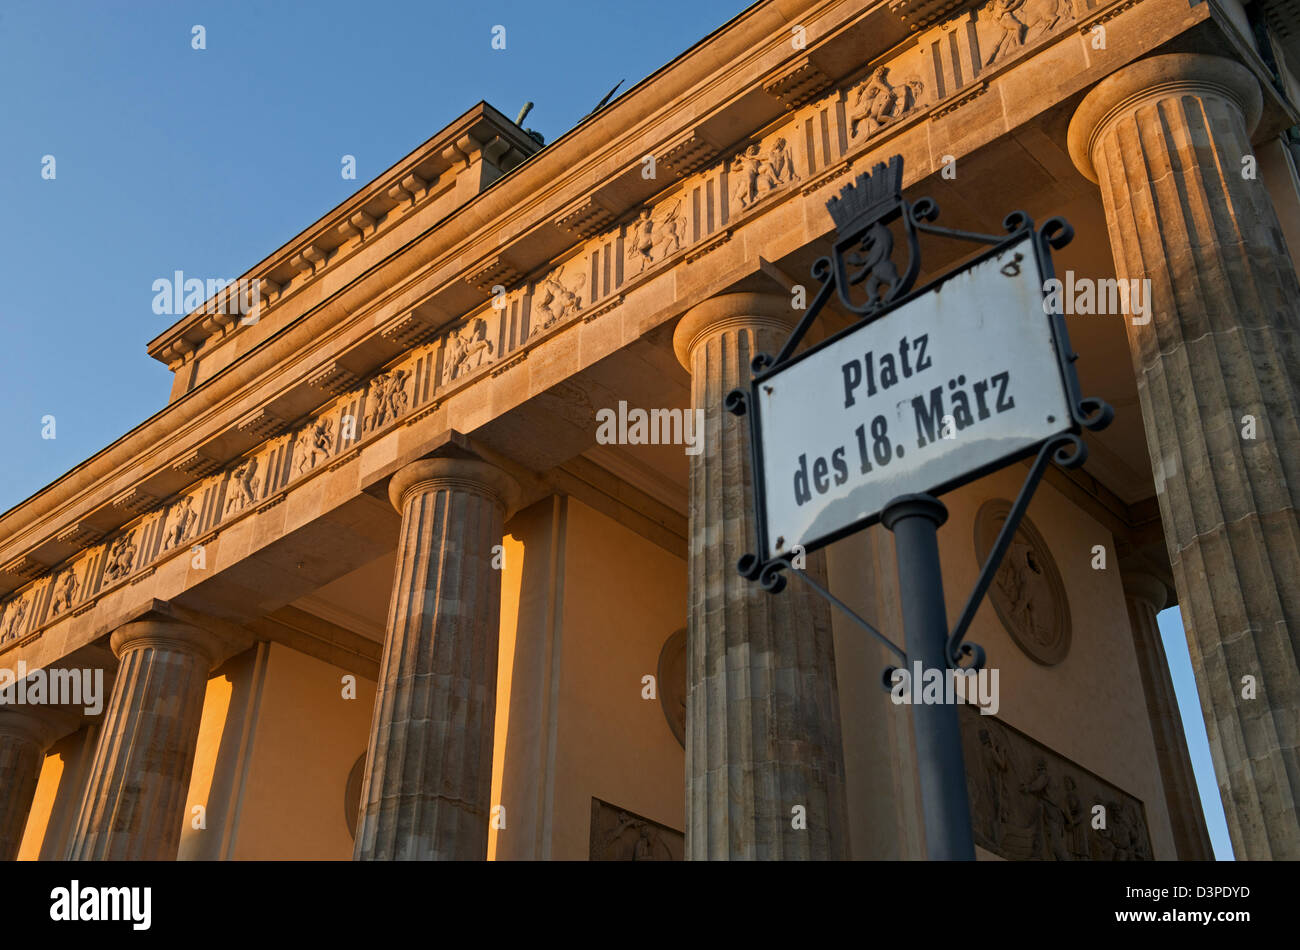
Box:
[725, 153, 1114, 676]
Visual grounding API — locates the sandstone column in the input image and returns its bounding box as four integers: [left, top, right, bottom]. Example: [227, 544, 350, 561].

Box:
[1069, 53, 1300, 859]
[0, 708, 67, 860]
[66, 619, 219, 860]
[673, 292, 849, 860]
[1121, 569, 1213, 859]
[354, 456, 518, 860]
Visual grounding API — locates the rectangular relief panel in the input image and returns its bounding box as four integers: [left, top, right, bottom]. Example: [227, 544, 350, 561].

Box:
[960, 705, 1153, 860]
[589, 798, 684, 861]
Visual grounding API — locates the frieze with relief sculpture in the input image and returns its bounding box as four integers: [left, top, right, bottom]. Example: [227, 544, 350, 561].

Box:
[961, 707, 1152, 860]
[224, 457, 261, 515]
[980, 0, 1072, 67]
[626, 199, 689, 275]
[589, 798, 683, 860]
[50, 570, 78, 616]
[848, 65, 925, 138]
[162, 495, 199, 551]
[103, 532, 137, 582]
[295, 416, 336, 475]
[440, 318, 495, 386]
[731, 136, 800, 211]
[530, 262, 585, 336]
[364, 369, 411, 431]
[0, 597, 28, 644]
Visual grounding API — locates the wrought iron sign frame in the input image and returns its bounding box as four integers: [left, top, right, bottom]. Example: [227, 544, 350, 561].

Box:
[726, 155, 1113, 673]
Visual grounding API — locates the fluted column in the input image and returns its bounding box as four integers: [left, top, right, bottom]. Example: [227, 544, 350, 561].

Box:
[354, 456, 518, 860]
[66, 619, 219, 860]
[1069, 53, 1300, 859]
[0, 708, 66, 860]
[1121, 569, 1213, 860]
[673, 293, 849, 860]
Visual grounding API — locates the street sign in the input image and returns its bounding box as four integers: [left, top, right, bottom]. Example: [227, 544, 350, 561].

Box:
[753, 234, 1072, 560]
[727, 154, 1113, 861]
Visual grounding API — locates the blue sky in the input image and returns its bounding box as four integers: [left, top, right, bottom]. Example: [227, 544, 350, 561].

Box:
[0, 0, 1231, 857]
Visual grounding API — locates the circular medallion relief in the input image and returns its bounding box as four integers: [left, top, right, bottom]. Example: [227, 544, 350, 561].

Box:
[345, 753, 365, 840]
[973, 500, 1070, 666]
[657, 628, 687, 749]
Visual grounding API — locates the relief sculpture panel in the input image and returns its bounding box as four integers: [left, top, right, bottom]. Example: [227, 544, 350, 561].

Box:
[0, 595, 30, 645]
[979, 0, 1072, 67]
[730, 135, 800, 213]
[974, 499, 1070, 666]
[848, 65, 925, 139]
[589, 798, 684, 860]
[440, 315, 496, 386]
[961, 706, 1153, 860]
[530, 262, 585, 335]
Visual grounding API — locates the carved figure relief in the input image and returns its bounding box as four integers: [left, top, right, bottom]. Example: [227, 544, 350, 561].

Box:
[731, 137, 799, 211]
[50, 570, 78, 616]
[104, 532, 138, 582]
[626, 201, 690, 275]
[106, 533, 137, 579]
[961, 708, 1153, 860]
[981, 0, 1068, 67]
[365, 369, 411, 430]
[977, 724, 1012, 846]
[974, 500, 1070, 666]
[441, 319, 494, 386]
[589, 798, 684, 860]
[1021, 758, 1071, 860]
[657, 628, 687, 748]
[0, 597, 28, 643]
[296, 417, 336, 474]
[627, 208, 656, 274]
[656, 200, 688, 259]
[530, 263, 585, 336]
[163, 496, 199, 550]
[848, 66, 925, 138]
[224, 457, 261, 515]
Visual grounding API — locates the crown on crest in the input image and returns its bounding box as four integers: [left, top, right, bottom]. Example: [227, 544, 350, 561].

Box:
[825, 155, 904, 235]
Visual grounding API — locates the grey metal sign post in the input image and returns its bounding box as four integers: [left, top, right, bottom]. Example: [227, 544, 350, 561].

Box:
[727, 155, 1113, 860]
[880, 494, 973, 860]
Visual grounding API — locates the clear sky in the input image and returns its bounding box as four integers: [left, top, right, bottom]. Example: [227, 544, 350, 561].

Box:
[0, 0, 1232, 858]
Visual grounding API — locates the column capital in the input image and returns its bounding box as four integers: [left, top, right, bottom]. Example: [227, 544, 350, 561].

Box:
[1120, 570, 1168, 614]
[672, 292, 799, 369]
[387, 456, 521, 517]
[1067, 53, 1263, 183]
[109, 619, 223, 669]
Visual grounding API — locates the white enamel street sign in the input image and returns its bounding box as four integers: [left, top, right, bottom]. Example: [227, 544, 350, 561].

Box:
[755, 236, 1072, 558]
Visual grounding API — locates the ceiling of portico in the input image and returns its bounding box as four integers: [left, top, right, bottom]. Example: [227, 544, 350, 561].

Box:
[290, 551, 395, 643]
